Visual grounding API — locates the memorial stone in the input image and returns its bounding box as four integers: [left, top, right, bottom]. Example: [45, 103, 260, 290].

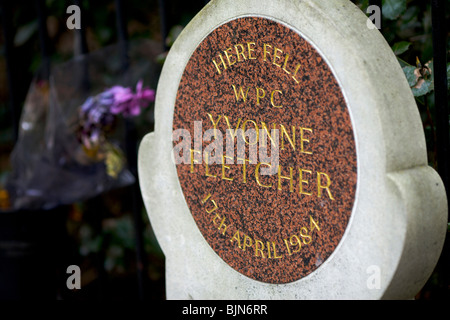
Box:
[138, 0, 447, 299]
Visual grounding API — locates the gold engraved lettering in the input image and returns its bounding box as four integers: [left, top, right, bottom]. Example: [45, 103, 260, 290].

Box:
[263, 43, 272, 62]
[231, 85, 250, 103]
[237, 157, 250, 183]
[260, 121, 277, 146]
[299, 168, 313, 196]
[300, 127, 313, 154]
[255, 162, 272, 188]
[224, 47, 236, 67]
[290, 235, 302, 253]
[242, 235, 253, 251]
[292, 63, 301, 83]
[255, 239, 265, 258]
[201, 193, 212, 204]
[283, 239, 292, 256]
[317, 172, 335, 200]
[201, 193, 218, 214]
[278, 165, 294, 192]
[273, 47, 283, 67]
[221, 155, 234, 181]
[212, 53, 227, 75]
[300, 227, 312, 245]
[190, 149, 201, 173]
[207, 113, 222, 139]
[214, 43, 303, 86]
[212, 213, 227, 234]
[234, 44, 247, 62]
[270, 90, 283, 108]
[282, 216, 319, 257]
[242, 119, 259, 145]
[204, 153, 217, 178]
[272, 241, 283, 259]
[247, 42, 256, 60]
[255, 87, 266, 106]
[280, 124, 296, 151]
[217, 216, 228, 235]
[230, 230, 242, 249]
[212, 213, 222, 224]
[205, 202, 218, 214]
[224, 114, 242, 140]
[287, 235, 302, 254]
[309, 215, 320, 232]
[282, 54, 292, 74]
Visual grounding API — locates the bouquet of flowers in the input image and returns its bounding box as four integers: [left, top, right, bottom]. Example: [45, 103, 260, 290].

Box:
[76, 80, 155, 178]
[5, 40, 161, 210]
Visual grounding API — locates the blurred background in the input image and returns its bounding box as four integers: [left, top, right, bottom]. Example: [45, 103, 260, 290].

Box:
[0, 0, 448, 300]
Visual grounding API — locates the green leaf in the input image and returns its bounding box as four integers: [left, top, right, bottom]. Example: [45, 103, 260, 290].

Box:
[403, 63, 435, 97]
[14, 20, 38, 46]
[447, 63, 450, 89]
[425, 60, 435, 92]
[412, 79, 433, 97]
[403, 66, 418, 87]
[392, 41, 411, 56]
[382, 0, 407, 20]
[165, 25, 184, 48]
[357, 0, 369, 12]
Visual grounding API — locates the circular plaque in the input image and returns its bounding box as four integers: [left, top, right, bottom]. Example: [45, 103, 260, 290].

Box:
[173, 17, 357, 284]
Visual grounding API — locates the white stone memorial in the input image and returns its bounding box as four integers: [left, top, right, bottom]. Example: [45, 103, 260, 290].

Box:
[138, 0, 447, 299]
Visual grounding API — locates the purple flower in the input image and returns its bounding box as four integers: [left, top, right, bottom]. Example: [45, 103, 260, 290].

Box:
[80, 96, 95, 115]
[98, 90, 115, 106]
[108, 86, 134, 115]
[110, 80, 155, 117]
[77, 79, 155, 149]
[135, 80, 156, 105]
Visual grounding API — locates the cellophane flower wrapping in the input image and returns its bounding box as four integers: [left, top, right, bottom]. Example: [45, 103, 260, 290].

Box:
[6, 40, 161, 210]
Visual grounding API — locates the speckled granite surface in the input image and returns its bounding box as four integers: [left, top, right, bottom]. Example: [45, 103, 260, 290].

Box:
[173, 17, 357, 284]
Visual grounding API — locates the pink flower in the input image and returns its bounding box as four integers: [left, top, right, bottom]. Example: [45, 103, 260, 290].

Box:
[135, 80, 156, 105]
[78, 80, 155, 149]
[110, 80, 155, 117]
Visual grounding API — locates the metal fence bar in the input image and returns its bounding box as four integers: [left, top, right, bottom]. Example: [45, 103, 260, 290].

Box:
[74, 0, 88, 56]
[0, 1, 19, 142]
[431, 0, 449, 300]
[73, 0, 91, 95]
[35, 0, 51, 80]
[114, 0, 147, 301]
[158, 0, 169, 51]
[431, 0, 449, 201]
[115, 0, 129, 68]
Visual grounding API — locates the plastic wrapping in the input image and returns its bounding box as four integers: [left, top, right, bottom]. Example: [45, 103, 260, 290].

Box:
[6, 40, 161, 210]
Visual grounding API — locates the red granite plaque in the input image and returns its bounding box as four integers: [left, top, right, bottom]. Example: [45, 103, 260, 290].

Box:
[172, 17, 357, 284]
